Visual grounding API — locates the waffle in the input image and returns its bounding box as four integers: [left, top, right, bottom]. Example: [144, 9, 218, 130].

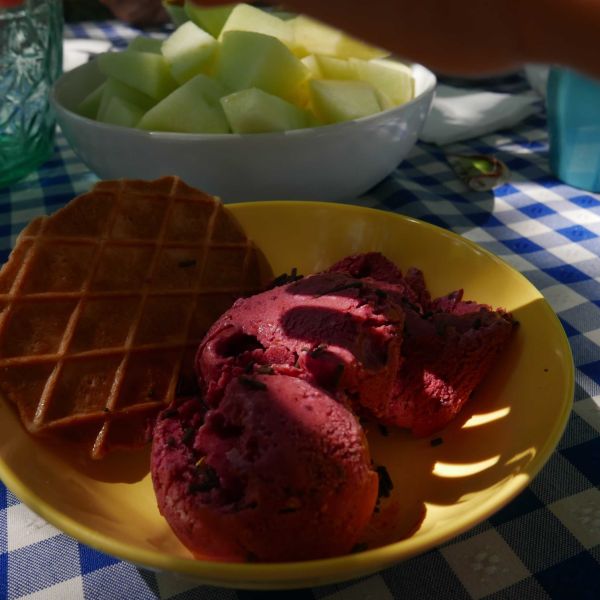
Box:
[0, 177, 268, 459]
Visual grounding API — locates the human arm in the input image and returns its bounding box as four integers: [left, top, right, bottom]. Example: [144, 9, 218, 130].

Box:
[99, 0, 169, 26]
[187, 0, 600, 78]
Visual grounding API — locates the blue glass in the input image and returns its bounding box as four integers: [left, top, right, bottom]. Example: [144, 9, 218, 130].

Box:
[547, 67, 600, 193]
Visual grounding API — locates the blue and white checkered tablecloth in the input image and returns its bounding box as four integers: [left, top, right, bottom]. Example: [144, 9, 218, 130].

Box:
[1, 20, 600, 600]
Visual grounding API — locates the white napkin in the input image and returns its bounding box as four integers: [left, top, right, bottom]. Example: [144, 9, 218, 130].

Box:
[420, 84, 541, 146]
[524, 64, 550, 99]
[63, 39, 112, 72]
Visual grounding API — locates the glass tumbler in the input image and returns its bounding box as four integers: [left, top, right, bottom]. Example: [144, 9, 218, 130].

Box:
[0, 0, 63, 188]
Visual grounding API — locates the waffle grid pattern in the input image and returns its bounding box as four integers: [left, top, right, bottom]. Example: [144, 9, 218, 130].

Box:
[0, 177, 261, 458]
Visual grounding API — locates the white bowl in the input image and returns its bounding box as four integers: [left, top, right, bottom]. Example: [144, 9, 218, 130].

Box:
[51, 59, 436, 202]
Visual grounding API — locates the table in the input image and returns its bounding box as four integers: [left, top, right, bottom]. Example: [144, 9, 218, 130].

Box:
[1, 20, 599, 600]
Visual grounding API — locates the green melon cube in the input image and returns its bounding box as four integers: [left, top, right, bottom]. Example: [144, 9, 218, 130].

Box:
[375, 90, 395, 111]
[97, 50, 178, 100]
[309, 79, 382, 123]
[307, 111, 324, 128]
[163, 1, 188, 26]
[350, 58, 414, 106]
[98, 95, 146, 128]
[316, 55, 354, 80]
[162, 21, 217, 83]
[216, 30, 308, 102]
[290, 81, 311, 110]
[291, 15, 388, 60]
[138, 74, 230, 133]
[127, 36, 163, 54]
[96, 78, 156, 123]
[219, 3, 293, 47]
[268, 10, 296, 21]
[221, 87, 308, 133]
[184, 1, 235, 37]
[301, 54, 322, 78]
[76, 82, 105, 119]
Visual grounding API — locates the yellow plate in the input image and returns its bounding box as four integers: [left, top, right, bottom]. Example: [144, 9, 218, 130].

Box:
[0, 202, 574, 589]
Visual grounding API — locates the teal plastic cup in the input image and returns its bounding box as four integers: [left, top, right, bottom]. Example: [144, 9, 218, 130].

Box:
[0, 0, 63, 188]
[547, 67, 600, 193]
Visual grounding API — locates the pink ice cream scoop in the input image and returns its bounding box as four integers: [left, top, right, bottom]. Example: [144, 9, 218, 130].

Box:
[151, 374, 379, 562]
[328, 253, 517, 435]
[195, 271, 404, 419]
[151, 252, 516, 563]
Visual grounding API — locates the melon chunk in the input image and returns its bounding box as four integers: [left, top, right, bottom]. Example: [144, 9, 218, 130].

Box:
[86, 11, 413, 134]
[138, 74, 229, 133]
[269, 9, 296, 21]
[184, 1, 235, 37]
[162, 21, 217, 84]
[76, 82, 105, 119]
[316, 55, 354, 80]
[216, 31, 307, 101]
[291, 15, 388, 60]
[98, 96, 146, 128]
[375, 90, 395, 111]
[301, 54, 322, 78]
[221, 87, 308, 133]
[97, 51, 178, 100]
[163, 1, 188, 26]
[350, 58, 414, 106]
[219, 3, 293, 47]
[309, 79, 382, 123]
[127, 36, 163, 54]
[97, 78, 156, 122]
